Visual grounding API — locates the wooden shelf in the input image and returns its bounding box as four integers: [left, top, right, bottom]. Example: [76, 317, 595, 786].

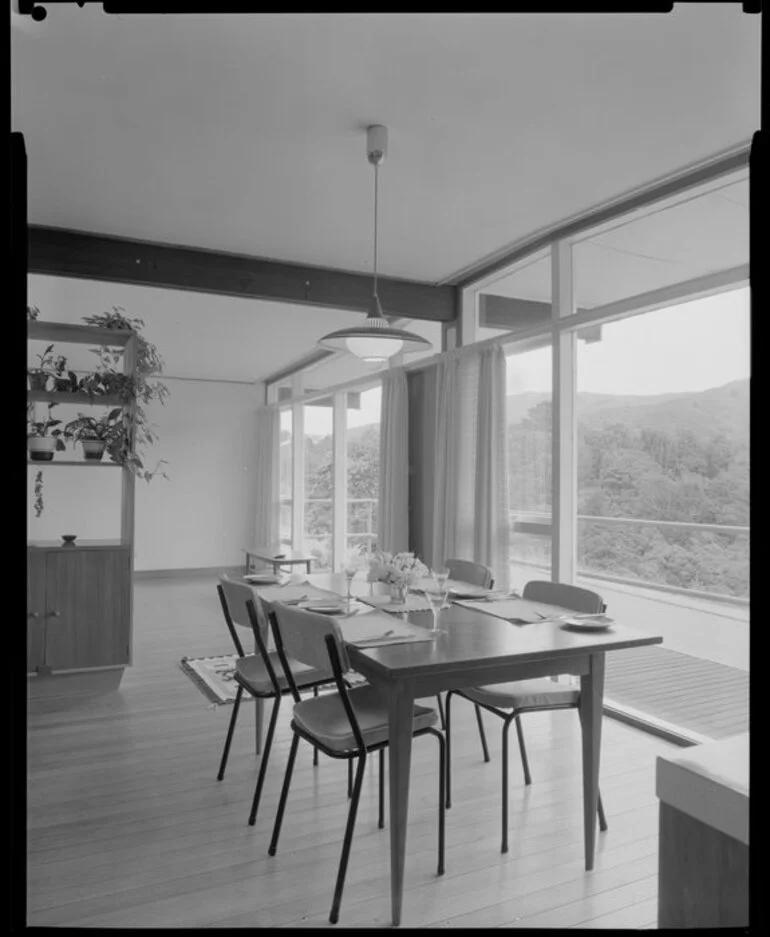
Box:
[28, 320, 135, 347]
[28, 459, 122, 468]
[27, 539, 131, 551]
[27, 390, 125, 407]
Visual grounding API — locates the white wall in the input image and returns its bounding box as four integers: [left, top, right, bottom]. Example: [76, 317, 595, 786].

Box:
[27, 275, 258, 570]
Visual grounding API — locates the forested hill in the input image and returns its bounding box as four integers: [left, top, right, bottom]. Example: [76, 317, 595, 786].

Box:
[507, 379, 749, 443]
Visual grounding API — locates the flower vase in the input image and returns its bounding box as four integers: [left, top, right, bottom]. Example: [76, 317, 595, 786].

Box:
[389, 583, 408, 605]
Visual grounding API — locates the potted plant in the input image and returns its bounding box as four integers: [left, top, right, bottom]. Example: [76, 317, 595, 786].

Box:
[64, 409, 123, 461]
[28, 344, 56, 391]
[27, 403, 67, 461]
[80, 307, 170, 483]
[51, 354, 79, 393]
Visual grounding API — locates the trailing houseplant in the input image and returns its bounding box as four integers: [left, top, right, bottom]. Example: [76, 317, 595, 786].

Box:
[80, 307, 170, 483]
[64, 409, 124, 461]
[27, 344, 56, 391]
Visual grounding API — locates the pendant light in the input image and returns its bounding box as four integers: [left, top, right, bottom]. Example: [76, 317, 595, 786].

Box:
[318, 125, 432, 364]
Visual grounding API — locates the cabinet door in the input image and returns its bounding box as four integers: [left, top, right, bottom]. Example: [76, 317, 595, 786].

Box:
[45, 549, 131, 671]
[27, 550, 47, 672]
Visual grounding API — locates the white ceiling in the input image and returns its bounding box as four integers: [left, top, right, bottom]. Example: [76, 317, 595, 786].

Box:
[13, 8, 759, 287]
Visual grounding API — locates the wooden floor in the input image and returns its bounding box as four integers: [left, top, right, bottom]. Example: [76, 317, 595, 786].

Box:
[27, 575, 681, 928]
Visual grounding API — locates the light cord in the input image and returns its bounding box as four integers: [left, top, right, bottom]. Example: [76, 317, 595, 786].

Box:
[372, 162, 379, 299]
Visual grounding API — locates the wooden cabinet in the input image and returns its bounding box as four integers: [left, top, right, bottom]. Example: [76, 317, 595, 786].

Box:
[27, 545, 132, 674]
[28, 319, 138, 678]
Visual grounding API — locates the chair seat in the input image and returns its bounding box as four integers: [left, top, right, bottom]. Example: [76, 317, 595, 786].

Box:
[293, 684, 438, 753]
[235, 652, 330, 696]
[459, 678, 580, 711]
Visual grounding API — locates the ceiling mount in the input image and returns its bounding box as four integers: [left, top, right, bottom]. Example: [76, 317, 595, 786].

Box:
[318, 125, 432, 365]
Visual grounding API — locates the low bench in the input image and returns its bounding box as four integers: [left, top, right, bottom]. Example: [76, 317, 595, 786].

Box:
[656, 732, 748, 928]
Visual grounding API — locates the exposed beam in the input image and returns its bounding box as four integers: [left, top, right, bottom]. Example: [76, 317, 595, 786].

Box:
[479, 295, 599, 342]
[28, 226, 457, 323]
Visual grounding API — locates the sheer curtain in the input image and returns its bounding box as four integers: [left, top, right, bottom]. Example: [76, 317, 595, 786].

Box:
[377, 368, 409, 554]
[254, 406, 280, 550]
[431, 344, 510, 590]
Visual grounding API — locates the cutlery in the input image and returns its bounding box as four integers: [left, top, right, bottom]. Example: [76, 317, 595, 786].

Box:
[353, 631, 395, 645]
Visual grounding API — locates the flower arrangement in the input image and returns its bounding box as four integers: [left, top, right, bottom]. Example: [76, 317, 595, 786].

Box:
[366, 551, 429, 587]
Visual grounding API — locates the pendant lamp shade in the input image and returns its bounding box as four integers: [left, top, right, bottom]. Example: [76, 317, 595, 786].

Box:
[318, 126, 432, 363]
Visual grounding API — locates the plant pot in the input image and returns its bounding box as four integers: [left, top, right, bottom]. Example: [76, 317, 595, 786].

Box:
[28, 371, 49, 392]
[81, 440, 106, 461]
[28, 436, 57, 462]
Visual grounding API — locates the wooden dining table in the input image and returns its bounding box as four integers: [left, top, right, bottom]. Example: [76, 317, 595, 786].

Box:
[269, 573, 664, 927]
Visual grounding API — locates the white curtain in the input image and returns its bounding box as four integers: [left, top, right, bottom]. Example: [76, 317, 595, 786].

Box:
[254, 406, 280, 550]
[377, 367, 410, 554]
[431, 345, 510, 590]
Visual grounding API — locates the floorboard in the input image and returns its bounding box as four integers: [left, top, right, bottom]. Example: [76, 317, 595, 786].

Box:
[26, 574, 680, 928]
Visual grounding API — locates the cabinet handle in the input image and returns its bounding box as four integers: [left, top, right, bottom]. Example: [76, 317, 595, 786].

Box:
[28, 612, 40, 619]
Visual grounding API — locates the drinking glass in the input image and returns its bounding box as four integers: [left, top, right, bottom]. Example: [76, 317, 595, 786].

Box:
[433, 566, 451, 609]
[424, 577, 444, 632]
[342, 554, 359, 600]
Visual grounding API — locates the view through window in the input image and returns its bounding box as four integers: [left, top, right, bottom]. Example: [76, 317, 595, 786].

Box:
[345, 385, 381, 558]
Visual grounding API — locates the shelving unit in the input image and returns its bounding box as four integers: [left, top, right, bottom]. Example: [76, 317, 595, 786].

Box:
[27, 320, 138, 679]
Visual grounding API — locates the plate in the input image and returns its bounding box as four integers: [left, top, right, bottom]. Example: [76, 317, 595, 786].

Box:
[244, 574, 281, 584]
[561, 616, 614, 631]
[300, 603, 347, 616]
[449, 588, 491, 599]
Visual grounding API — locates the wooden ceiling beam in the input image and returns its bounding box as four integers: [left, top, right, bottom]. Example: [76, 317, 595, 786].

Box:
[28, 226, 457, 323]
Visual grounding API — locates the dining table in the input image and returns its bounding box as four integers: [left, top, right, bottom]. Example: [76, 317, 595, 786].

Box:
[259, 571, 664, 927]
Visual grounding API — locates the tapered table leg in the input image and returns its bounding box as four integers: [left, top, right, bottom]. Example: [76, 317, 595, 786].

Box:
[388, 678, 415, 927]
[579, 652, 605, 870]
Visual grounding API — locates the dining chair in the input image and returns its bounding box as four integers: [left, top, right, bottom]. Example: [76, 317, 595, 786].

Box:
[433, 558, 495, 739]
[444, 580, 609, 853]
[265, 602, 446, 925]
[215, 576, 336, 827]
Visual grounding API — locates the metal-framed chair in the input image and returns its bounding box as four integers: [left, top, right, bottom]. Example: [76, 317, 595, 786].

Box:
[215, 577, 336, 826]
[433, 558, 495, 737]
[445, 580, 609, 853]
[266, 601, 446, 925]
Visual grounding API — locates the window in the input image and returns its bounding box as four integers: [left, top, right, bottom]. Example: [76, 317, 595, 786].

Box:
[345, 385, 381, 557]
[278, 408, 292, 549]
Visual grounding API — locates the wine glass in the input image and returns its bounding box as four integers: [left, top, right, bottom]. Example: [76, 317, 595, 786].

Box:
[424, 575, 445, 632]
[434, 566, 451, 609]
[342, 553, 359, 601]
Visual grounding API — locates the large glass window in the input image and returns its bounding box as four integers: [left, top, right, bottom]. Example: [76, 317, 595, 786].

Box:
[505, 341, 553, 587]
[278, 408, 292, 550]
[303, 401, 333, 571]
[345, 385, 381, 557]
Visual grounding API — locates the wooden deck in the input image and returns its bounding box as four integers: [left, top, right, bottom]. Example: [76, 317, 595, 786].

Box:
[605, 646, 749, 741]
[25, 574, 681, 929]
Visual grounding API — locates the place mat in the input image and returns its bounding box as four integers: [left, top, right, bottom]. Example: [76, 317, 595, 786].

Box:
[179, 654, 244, 705]
[357, 593, 433, 613]
[340, 611, 436, 646]
[453, 597, 572, 625]
[253, 582, 337, 603]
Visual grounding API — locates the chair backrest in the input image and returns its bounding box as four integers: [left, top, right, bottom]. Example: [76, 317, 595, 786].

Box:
[217, 575, 270, 657]
[522, 580, 605, 614]
[445, 558, 494, 590]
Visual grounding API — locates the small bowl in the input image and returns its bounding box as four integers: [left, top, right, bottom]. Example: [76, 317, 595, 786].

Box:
[61, 534, 77, 545]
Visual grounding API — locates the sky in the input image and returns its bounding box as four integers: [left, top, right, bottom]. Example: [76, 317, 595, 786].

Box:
[299, 286, 750, 433]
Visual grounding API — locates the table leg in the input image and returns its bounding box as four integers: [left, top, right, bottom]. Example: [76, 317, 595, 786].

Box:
[306, 560, 311, 574]
[388, 678, 415, 927]
[579, 652, 605, 871]
[254, 697, 264, 755]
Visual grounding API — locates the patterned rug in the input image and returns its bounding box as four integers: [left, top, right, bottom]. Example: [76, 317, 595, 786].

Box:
[179, 654, 246, 705]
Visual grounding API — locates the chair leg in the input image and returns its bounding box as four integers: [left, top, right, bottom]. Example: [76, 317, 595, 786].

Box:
[474, 703, 491, 763]
[445, 691, 453, 809]
[598, 789, 608, 832]
[248, 695, 281, 826]
[514, 714, 532, 785]
[502, 717, 513, 853]
[267, 733, 300, 856]
[347, 758, 353, 798]
[378, 748, 385, 830]
[313, 685, 320, 767]
[436, 693, 446, 730]
[329, 755, 366, 925]
[433, 730, 446, 876]
[217, 684, 243, 781]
